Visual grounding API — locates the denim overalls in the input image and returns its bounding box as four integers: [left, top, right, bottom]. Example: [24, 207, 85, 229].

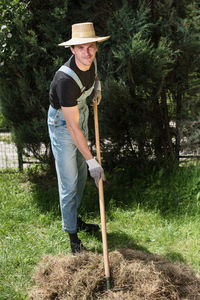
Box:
[48, 59, 97, 233]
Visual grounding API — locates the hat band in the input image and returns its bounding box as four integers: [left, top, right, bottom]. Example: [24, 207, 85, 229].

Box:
[72, 31, 96, 38]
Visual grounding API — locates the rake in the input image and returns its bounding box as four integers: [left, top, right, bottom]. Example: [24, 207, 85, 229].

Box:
[93, 100, 111, 290]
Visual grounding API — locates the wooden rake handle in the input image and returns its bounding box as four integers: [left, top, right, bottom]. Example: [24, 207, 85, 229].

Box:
[93, 100, 110, 288]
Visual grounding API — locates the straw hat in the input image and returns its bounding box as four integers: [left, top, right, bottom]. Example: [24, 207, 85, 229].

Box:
[58, 22, 110, 47]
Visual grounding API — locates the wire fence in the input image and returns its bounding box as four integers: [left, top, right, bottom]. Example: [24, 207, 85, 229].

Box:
[0, 129, 199, 172]
[0, 131, 19, 170]
[0, 130, 41, 171]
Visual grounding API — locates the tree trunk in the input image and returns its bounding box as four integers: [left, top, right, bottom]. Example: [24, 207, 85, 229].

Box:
[161, 91, 176, 161]
[174, 91, 182, 161]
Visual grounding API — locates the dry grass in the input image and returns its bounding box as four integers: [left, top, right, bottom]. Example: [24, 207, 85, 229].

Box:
[28, 249, 200, 300]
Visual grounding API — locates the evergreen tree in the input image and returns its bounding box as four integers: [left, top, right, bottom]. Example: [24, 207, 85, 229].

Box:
[66, 0, 200, 169]
[98, 1, 179, 168]
[0, 0, 69, 164]
[0, 0, 199, 171]
[95, 0, 200, 169]
[150, 0, 200, 161]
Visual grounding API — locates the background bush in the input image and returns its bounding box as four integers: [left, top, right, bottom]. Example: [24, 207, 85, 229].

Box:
[0, 0, 200, 171]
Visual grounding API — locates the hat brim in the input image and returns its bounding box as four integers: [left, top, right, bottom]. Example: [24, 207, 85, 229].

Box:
[58, 36, 110, 47]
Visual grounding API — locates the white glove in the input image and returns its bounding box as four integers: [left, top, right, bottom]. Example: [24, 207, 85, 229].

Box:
[86, 158, 105, 188]
[92, 80, 102, 105]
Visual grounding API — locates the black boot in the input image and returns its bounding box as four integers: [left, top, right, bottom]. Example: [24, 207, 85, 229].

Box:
[69, 233, 85, 254]
[77, 217, 100, 234]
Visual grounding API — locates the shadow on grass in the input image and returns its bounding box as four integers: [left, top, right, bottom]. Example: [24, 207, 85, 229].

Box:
[165, 251, 186, 263]
[89, 230, 150, 254]
[88, 229, 186, 266]
[26, 171, 61, 216]
[24, 163, 200, 222]
[108, 231, 150, 253]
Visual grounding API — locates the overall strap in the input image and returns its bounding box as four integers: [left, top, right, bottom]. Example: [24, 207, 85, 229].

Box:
[94, 58, 97, 77]
[58, 65, 86, 93]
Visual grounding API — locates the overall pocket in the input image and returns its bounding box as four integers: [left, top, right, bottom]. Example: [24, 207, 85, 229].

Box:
[48, 106, 66, 127]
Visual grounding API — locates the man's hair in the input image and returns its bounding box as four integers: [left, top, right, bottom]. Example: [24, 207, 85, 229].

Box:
[71, 42, 97, 49]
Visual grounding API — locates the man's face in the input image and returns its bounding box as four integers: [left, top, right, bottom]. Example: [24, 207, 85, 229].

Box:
[70, 42, 98, 71]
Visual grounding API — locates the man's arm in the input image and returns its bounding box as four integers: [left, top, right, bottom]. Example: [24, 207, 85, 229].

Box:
[61, 105, 93, 160]
[61, 105, 105, 187]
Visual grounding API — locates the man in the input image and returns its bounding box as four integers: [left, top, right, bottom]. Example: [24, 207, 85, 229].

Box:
[47, 22, 110, 253]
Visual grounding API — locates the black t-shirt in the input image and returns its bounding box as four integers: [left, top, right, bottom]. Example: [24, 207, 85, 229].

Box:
[49, 55, 95, 109]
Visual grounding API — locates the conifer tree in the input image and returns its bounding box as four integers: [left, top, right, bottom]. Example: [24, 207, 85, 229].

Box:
[0, 0, 69, 163]
[0, 0, 199, 170]
[97, 0, 200, 168]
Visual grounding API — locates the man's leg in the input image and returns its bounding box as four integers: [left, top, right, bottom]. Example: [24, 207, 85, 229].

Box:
[48, 109, 85, 252]
[54, 134, 86, 253]
[48, 120, 79, 231]
[55, 138, 79, 233]
[75, 149, 88, 209]
[76, 149, 100, 233]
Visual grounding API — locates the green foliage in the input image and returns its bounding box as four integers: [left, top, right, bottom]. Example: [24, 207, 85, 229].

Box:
[0, 0, 69, 163]
[102, 0, 200, 168]
[0, 112, 7, 129]
[0, 0, 200, 171]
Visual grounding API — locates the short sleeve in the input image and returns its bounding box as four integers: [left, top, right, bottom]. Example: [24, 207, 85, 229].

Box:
[56, 77, 81, 107]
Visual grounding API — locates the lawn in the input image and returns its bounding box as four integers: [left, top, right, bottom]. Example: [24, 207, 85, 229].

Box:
[0, 163, 200, 299]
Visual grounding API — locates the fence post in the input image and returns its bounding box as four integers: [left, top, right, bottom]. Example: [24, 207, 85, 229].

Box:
[17, 145, 23, 171]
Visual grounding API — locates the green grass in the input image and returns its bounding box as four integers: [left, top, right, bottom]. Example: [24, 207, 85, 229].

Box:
[0, 164, 200, 299]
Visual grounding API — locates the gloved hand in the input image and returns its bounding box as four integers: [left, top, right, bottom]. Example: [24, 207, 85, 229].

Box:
[92, 79, 102, 105]
[86, 158, 105, 188]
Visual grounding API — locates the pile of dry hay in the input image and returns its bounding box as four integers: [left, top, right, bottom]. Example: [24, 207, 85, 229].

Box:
[28, 249, 200, 300]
